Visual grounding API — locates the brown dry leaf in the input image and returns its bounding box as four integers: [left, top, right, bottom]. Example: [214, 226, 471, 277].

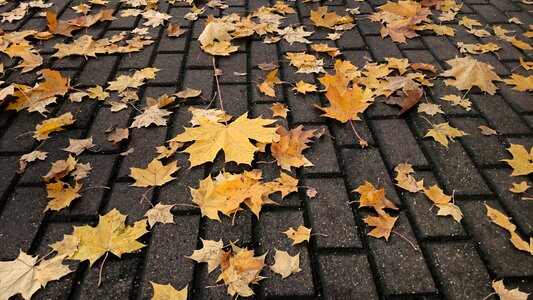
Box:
[511, 38, 533, 51]
[394, 163, 424, 193]
[279, 26, 312, 45]
[354, 181, 398, 212]
[501, 144, 533, 176]
[62, 209, 148, 266]
[62, 137, 95, 156]
[270, 102, 289, 118]
[458, 16, 481, 29]
[34, 69, 71, 100]
[306, 187, 317, 198]
[285, 52, 325, 74]
[151, 282, 187, 300]
[175, 88, 202, 99]
[43, 155, 77, 182]
[371, 0, 431, 43]
[47, 10, 115, 36]
[441, 56, 501, 95]
[198, 21, 238, 56]
[145, 203, 174, 228]
[311, 43, 341, 57]
[492, 280, 530, 300]
[173, 113, 280, 167]
[424, 122, 468, 148]
[258, 69, 282, 98]
[130, 158, 179, 187]
[385, 88, 422, 115]
[130, 106, 172, 128]
[478, 125, 497, 136]
[107, 128, 129, 144]
[166, 23, 187, 37]
[270, 249, 301, 279]
[270, 126, 316, 171]
[410, 63, 437, 73]
[86, 86, 109, 101]
[509, 181, 530, 194]
[293, 81, 317, 94]
[503, 74, 533, 92]
[457, 42, 501, 55]
[363, 210, 398, 241]
[45, 181, 82, 211]
[417, 103, 443, 116]
[216, 246, 265, 297]
[187, 107, 231, 126]
[187, 238, 225, 273]
[72, 162, 91, 181]
[284, 225, 311, 245]
[34, 112, 75, 141]
[18, 150, 48, 174]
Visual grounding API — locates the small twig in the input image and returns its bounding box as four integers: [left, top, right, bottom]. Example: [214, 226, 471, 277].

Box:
[98, 251, 109, 287]
[139, 187, 154, 206]
[310, 233, 328, 237]
[348, 119, 368, 147]
[481, 292, 497, 300]
[391, 230, 418, 251]
[212, 57, 227, 125]
[256, 160, 277, 164]
[78, 185, 110, 193]
[205, 284, 225, 289]
[173, 203, 199, 208]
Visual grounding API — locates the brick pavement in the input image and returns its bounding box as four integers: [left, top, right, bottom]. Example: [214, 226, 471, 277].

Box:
[0, 0, 532, 299]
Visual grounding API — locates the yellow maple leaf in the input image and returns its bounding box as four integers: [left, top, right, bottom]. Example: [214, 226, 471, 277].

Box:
[65, 209, 148, 266]
[485, 204, 516, 232]
[270, 126, 315, 171]
[501, 144, 533, 176]
[0, 251, 72, 300]
[441, 56, 501, 95]
[129, 158, 179, 187]
[363, 210, 398, 241]
[34, 112, 75, 141]
[173, 113, 280, 167]
[503, 74, 533, 91]
[492, 280, 530, 300]
[354, 181, 398, 212]
[509, 181, 530, 194]
[216, 246, 265, 297]
[45, 181, 82, 212]
[310, 6, 352, 29]
[270, 249, 301, 279]
[424, 122, 468, 148]
[186, 238, 225, 273]
[394, 163, 424, 193]
[258, 69, 282, 98]
[151, 282, 187, 300]
[190, 176, 227, 221]
[284, 225, 311, 245]
[293, 80, 317, 94]
[423, 185, 452, 204]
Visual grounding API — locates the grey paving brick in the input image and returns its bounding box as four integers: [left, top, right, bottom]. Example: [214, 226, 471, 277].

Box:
[470, 94, 530, 135]
[425, 241, 493, 299]
[149, 54, 184, 84]
[0, 186, 46, 260]
[319, 254, 378, 299]
[306, 178, 362, 248]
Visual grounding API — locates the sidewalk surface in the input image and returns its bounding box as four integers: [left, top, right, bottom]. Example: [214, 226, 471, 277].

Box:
[0, 0, 532, 299]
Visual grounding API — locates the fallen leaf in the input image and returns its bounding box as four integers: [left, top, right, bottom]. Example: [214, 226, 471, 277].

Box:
[186, 238, 225, 273]
[363, 210, 398, 240]
[284, 225, 311, 245]
[130, 159, 179, 187]
[479, 125, 497, 136]
[18, 150, 48, 174]
[424, 122, 468, 148]
[62, 137, 95, 156]
[503, 74, 533, 92]
[173, 113, 280, 167]
[130, 106, 172, 128]
[509, 181, 530, 194]
[166, 23, 187, 37]
[270, 126, 316, 171]
[145, 203, 174, 228]
[107, 128, 129, 144]
[270, 102, 289, 118]
[492, 280, 529, 300]
[417, 103, 443, 116]
[258, 69, 282, 98]
[34, 112, 75, 141]
[270, 249, 301, 279]
[175, 88, 202, 99]
[501, 144, 533, 176]
[45, 181, 82, 211]
[293, 81, 317, 94]
[441, 56, 501, 95]
[355, 181, 398, 212]
[151, 282, 187, 300]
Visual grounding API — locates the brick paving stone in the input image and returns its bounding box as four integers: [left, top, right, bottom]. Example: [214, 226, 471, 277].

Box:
[366, 36, 403, 61]
[0, 156, 18, 199]
[460, 200, 533, 277]
[318, 254, 378, 299]
[203, 210, 253, 245]
[0, 186, 46, 260]
[78, 55, 119, 86]
[301, 126, 341, 175]
[370, 118, 429, 167]
[139, 214, 199, 299]
[364, 213, 437, 295]
[425, 241, 493, 299]
[104, 182, 153, 222]
[306, 178, 362, 248]
[470, 94, 530, 135]
[117, 127, 168, 178]
[449, 117, 509, 166]
[149, 54, 184, 84]
[78, 257, 141, 299]
[330, 120, 376, 147]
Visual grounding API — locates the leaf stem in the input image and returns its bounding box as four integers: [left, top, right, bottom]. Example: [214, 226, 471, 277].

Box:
[212, 57, 227, 126]
[98, 251, 109, 287]
[348, 119, 367, 147]
[391, 230, 418, 251]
